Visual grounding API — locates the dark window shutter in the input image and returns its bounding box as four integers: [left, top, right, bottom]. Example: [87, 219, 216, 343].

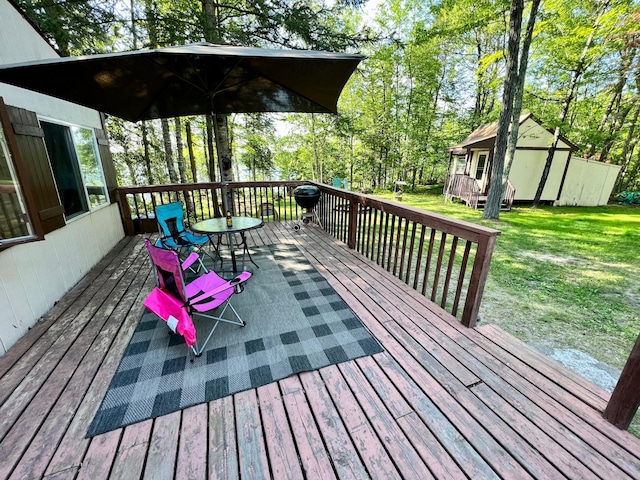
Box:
[5, 104, 65, 234]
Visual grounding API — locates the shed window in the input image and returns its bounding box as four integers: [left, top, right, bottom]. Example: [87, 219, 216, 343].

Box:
[475, 153, 487, 180]
[41, 120, 107, 219]
[0, 122, 33, 242]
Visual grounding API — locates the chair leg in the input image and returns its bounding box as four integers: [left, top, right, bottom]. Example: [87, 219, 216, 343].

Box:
[191, 319, 220, 357]
[191, 301, 245, 356]
[195, 256, 209, 273]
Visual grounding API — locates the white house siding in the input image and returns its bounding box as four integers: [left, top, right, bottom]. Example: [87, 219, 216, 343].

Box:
[0, 204, 124, 354]
[556, 157, 621, 206]
[0, 0, 125, 355]
[508, 149, 570, 201]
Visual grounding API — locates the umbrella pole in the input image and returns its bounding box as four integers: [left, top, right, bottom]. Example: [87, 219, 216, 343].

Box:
[213, 113, 234, 214]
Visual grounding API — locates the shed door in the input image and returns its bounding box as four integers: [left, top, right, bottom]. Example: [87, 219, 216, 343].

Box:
[475, 153, 488, 181]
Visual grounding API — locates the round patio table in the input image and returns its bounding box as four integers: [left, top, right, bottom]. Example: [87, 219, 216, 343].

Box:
[191, 216, 263, 273]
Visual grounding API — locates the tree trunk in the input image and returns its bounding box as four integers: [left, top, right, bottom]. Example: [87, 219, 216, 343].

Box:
[483, 0, 523, 219]
[601, 103, 633, 163]
[503, 0, 541, 183]
[419, 56, 446, 188]
[310, 113, 321, 182]
[594, 48, 636, 159]
[174, 117, 195, 217]
[202, 0, 233, 213]
[622, 144, 640, 191]
[473, 33, 485, 129]
[141, 121, 153, 184]
[532, 126, 560, 207]
[185, 120, 197, 183]
[614, 101, 640, 192]
[174, 118, 188, 183]
[130, 0, 138, 49]
[620, 145, 640, 190]
[349, 134, 354, 187]
[202, 0, 222, 43]
[161, 119, 178, 183]
[205, 115, 216, 182]
[203, 116, 221, 217]
[214, 114, 234, 212]
[122, 143, 137, 184]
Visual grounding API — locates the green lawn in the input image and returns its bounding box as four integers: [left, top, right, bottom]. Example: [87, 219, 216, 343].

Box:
[374, 185, 640, 372]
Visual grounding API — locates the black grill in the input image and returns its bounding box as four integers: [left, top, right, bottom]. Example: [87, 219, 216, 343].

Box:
[293, 185, 321, 210]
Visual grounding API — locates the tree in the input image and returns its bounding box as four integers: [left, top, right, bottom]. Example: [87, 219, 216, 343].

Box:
[483, 0, 540, 218]
[430, 0, 506, 129]
[531, 0, 614, 207]
[238, 114, 275, 180]
[14, 0, 120, 55]
[184, 119, 198, 182]
[502, 0, 541, 182]
[20, 0, 640, 200]
[174, 118, 188, 183]
[483, 0, 524, 219]
[161, 119, 178, 183]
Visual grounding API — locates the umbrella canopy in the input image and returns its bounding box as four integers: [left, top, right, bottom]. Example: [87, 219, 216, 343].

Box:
[0, 42, 363, 122]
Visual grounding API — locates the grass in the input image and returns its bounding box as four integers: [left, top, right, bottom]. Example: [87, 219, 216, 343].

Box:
[374, 185, 640, 372]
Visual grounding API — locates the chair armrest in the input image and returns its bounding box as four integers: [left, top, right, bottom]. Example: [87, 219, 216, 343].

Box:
[181, 252, 200, 271]
[188, 272, 252, 306]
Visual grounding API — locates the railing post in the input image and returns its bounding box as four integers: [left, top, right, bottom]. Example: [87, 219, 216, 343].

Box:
[604, 333, 640, 429]
[461, 234, 497, 327]
[347, 200, 358, 249]
[117, 190, 136, 236]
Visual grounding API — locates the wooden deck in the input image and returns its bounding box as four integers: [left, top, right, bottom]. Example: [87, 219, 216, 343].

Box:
[1, 222, 639, 479]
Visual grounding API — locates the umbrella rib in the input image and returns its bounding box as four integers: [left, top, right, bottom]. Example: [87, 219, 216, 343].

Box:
[145, 55, 249, 113]
[130, 55, 216, 121]
[211, 58, 244, 95]
[147, 56, 211, 94]
[213, 76, 260, 95]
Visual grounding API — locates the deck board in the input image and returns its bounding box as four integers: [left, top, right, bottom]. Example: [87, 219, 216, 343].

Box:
[257, 382, 304, 480]
[1, 222, 639, 479]
[283, 221, 640, 477]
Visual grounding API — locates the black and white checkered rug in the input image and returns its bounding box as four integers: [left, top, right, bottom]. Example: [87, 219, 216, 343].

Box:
[87, 243, 383, 437]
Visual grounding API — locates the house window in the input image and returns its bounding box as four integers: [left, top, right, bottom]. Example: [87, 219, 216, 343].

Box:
[40, 120, 108, 219]
[455, 157, 466, 174]
[0, 122, 33, 242]
[475, 153, 487, 180]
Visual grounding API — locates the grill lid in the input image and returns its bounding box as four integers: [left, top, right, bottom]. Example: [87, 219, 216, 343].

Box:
[293, 185, 320, 197]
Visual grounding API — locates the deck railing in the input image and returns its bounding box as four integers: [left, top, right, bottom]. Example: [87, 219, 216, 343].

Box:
[445, 174, 516, 211]
[314, 184, 500, 327]
[503, 179, 516, 211]
[445, 173, 481, 209]
[116, 180, 501, 328]
[116, 181, 305, 235]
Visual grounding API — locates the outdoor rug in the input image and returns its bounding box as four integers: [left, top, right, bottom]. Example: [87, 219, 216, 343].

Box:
[87, 243, 383, 437]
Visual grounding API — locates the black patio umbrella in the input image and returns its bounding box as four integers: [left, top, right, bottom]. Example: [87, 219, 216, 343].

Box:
[0, 42, 362, 212]
[0, 42, 363, 122]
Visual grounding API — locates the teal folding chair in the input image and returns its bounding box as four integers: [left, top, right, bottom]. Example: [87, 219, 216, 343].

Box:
[154, 201, 221, 271]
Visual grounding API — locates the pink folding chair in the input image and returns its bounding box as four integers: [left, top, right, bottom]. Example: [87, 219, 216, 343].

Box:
[142, 239, 251, 358]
